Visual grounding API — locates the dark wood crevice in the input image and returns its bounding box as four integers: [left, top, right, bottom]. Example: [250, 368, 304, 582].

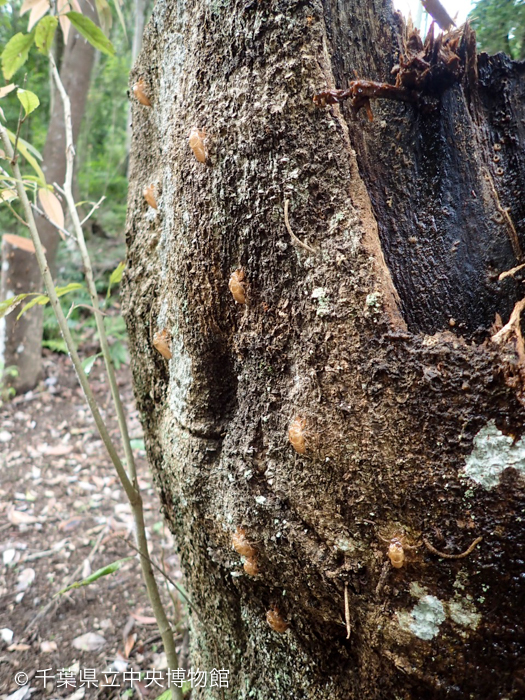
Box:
[328, 18, 525, 337]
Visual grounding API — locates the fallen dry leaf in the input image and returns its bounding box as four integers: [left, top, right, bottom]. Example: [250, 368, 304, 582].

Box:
[7, 506, 38, 526]
[16, 568, 36, 592]
[8, 643, 31, 652]
[40, 640, 58, 653]
[72, 632, 106, 651]
[124, 632, 136, 659]
[131, 611, 157, 625]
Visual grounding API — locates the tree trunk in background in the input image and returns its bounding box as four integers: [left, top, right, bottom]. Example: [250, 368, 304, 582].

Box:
[38, 0, 97, 275]
[122, 0, 525, 697]
[5, 1, 98, 393]
[0, 235, 43, 393]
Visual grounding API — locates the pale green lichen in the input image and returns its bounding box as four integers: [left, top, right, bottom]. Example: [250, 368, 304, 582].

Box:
[409, 596, 446, 640]
[447, 597, 481, 630]
[398, 578, 482, 640]
[463, 420, 525, 490]
[311, 287, 330, 317]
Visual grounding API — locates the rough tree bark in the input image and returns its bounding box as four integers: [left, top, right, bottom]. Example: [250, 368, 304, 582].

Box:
[122, 0, 525, 697]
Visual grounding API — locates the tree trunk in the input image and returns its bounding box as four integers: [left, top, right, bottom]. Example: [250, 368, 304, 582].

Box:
[38, 0, 97, 274]
[122, 1, 525, 698]
[0, 235, 43, 393]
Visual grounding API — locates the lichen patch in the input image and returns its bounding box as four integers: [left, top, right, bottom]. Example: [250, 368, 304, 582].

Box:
[463, 420, 525, 490]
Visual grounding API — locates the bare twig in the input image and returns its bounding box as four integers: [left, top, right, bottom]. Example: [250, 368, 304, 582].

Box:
[484, 168, 522, 260]
[284, 199, 317, 254]
[423, 536, 483, 560]
[80, 195, 106, 226]
[121, 536, 202, 619]
[31, 202, 75, 240]
[344, 583, 351, 639]
[49, 54, 137, 486]
[4, 198, 29, 228]
[499, 262, 525, 281]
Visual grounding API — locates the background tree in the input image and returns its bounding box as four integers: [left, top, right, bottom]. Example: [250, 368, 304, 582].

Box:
[123, 0, 525, 696]
[469, 0, 525, 58]
[0, 0, 137, 392]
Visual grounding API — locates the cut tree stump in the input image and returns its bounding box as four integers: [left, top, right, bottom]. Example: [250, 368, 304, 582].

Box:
[0, 234, 43, 394]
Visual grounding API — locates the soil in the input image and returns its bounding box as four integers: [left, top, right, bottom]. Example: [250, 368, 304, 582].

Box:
[0, 351, 187, 700]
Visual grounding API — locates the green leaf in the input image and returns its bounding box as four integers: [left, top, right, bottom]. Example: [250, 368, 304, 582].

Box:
[81, 353, 102, 376]
[106, 261, 124, 298]
[0, 293, 33, 320]
[66, 12, 115, 56]
[1, 32, 35, 81]
[35, 15, 58, 54]
[55, 282, 83, 297]
[17, 88, 40, 117]
[42, 338, 67, 353]
[17, 294, 49, 319]
[17, 283, 83, 319]
[59, 557, 132, 595]
[6, 129, 45, 184]
[130, 438, 145, 452]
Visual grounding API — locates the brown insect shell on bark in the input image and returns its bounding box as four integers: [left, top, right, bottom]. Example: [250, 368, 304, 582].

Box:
[388, 539, 405, 568]
[153, 329, 172, 359]
[231, 526, 257, 558]
[288, 416, 307, 454]
[188, 127, 207, 163]
[266, 606, 289, 633]
[229, 269, 247, 304]
[133, 79, 151, 106]
[143, 184, 158, 209]
[243, 556, 259, 576]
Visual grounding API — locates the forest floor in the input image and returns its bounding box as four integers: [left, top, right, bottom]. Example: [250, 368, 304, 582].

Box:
[0, 351, 188, 700]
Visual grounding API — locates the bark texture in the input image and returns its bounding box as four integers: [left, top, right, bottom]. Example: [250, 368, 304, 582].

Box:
[0, 235, 43, 393]
[122, 1, 525, 697]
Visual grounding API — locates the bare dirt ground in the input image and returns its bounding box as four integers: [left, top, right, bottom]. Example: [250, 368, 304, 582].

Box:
[0, 351, 188, 700]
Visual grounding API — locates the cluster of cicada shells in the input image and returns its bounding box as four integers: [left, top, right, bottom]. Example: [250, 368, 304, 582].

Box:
[231, 526, 258, 576]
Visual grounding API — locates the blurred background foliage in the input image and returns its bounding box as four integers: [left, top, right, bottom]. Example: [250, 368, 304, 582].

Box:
[0, 1, 141, 247]
[0, 1, 152, 358]
[469, 0, 525, 59]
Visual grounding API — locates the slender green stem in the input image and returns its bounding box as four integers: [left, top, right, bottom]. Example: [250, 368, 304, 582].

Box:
[49, 53, 138, 484]
[46, 54, 182, 700]
[0, 125, 137, 505]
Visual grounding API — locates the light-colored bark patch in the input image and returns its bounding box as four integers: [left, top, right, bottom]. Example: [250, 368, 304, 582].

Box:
[463, 420, 525, 489]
